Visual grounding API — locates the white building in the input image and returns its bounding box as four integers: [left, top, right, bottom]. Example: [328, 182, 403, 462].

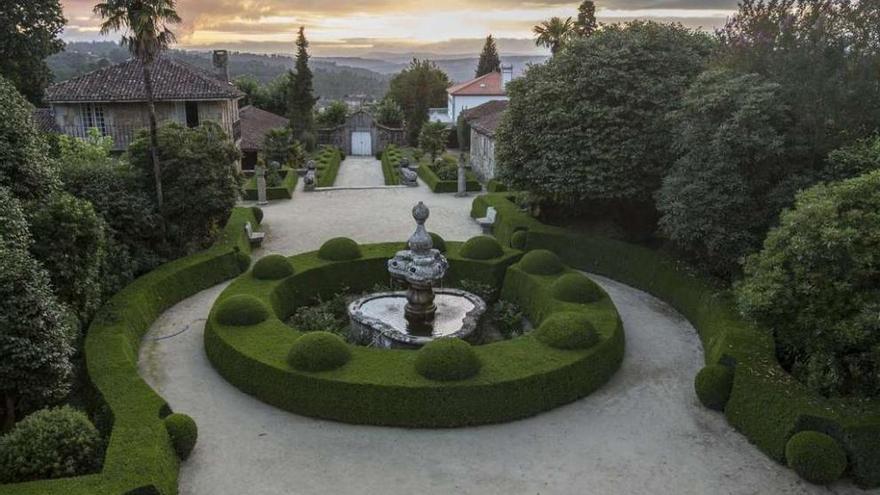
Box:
[429, 64, 512, 124]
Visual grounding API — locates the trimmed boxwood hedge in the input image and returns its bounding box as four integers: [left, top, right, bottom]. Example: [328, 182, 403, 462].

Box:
[252, 254, 294, 280]
[215, 295, 270, 326]
[471, 193, 880, 488]
[243, 169, 298, 201]
[414, 339, 482, 381]
[381, 145, 404, 185]
[288, 332, 351, 372]
[694, 365, 734, 411]
[318, 237, 362, 261]
[459, 235, 503, 260]
[204, 242, 625, 427]
[534, 312, 600, 350]
[163, 414, 197, 461]
[785, 431, 848, 485]
[315, 146, 344, 188]
[0, 207, 261, 495]
[417, 163, 482, 193]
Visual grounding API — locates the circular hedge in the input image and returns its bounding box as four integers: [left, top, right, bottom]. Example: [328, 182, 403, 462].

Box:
[318, 237, 362, 261]
[459, 235, 504, 260]
[288, 332, 352, 372]
[534, 312, 600, 350]
[519, 249, 565, 275]
[414, 338, 482, 381]
[552, 273, 603, 304]
[785, 431, 848, 485]
[694, 365, 734, 411]
[429, 232, 447, 253]
[164, 413, 198, 460]
[510, 230, 528, 250]
[253, 254, 294, 280]
[215, 295, 270, 326]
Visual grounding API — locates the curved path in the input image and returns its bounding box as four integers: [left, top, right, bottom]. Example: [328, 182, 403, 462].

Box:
[138, 187, 871, 495]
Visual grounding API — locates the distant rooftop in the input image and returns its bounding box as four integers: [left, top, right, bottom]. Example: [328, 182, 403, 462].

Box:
[45, 57, 244, 103]
[462, 100, 509, 137]
[239, 105, 289, 151]
[447, 72, 506, 97]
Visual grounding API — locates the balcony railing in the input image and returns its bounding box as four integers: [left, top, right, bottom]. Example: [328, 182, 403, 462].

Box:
[59, 125, 145, 151]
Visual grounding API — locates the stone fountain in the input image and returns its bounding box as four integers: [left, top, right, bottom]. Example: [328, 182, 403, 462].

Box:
[348, 202, 486, 348]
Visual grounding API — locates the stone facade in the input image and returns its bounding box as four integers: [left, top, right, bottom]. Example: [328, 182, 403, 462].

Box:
[470, 128, 497, 182]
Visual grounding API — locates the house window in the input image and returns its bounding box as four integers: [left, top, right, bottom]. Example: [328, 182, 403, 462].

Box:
[81, 104, 107, 135]
[185, 102, 200, 128]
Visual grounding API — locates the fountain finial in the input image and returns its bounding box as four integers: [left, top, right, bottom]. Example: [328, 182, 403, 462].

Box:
[407, 201, 433, 254]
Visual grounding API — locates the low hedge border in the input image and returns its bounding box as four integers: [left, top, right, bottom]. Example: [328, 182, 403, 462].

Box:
[204, 241, 625, 427]
[486, 179, 509, 193]
[0, 207, 261, 495]
[471, 193, 880, 488]
[417, 164, 482, 194]
[315, 146, 344, 188]
[381, 145, 404, 185]
[242, 169, 298, 201]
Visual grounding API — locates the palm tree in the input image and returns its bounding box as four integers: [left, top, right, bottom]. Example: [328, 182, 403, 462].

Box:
[94, 0, 181, 209]
[533, 16, 574, 55]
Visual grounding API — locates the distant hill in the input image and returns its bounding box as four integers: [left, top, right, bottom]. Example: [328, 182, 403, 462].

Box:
[317, 55, 548, 83]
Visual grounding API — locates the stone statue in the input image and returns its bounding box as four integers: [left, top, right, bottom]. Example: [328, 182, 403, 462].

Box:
[456, 153, 469, 197]
[399, 164, 418, 187]
[304, 160, 317, 191]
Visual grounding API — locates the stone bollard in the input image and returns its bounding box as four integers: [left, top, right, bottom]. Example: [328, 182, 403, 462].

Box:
[256, 164, 268, 205]
[455, 153, 469, 197]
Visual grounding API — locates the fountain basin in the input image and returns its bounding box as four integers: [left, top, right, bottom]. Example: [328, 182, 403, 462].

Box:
[349, 289, 486, 348]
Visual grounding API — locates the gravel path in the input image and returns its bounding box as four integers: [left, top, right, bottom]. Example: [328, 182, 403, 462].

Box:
[332, 156, 387, 188]
[136, 183, 875, 495]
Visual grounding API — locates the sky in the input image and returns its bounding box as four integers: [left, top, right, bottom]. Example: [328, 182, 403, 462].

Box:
[60, 0, 740, 57]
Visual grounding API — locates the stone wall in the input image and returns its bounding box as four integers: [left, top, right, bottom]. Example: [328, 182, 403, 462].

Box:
[469, 128, 496, 181]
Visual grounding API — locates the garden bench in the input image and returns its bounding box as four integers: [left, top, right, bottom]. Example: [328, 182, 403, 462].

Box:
[245, 222, 265, 247]
[476, 207, 497, 234]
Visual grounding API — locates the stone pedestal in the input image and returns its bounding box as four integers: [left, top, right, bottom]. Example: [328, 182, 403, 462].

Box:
[256, 165, 268, 205]
[456, 154, 468, 197]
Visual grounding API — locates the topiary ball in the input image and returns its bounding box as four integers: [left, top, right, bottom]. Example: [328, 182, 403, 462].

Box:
[459, 235, 503, 260]
[252, 254, 294, 280]
[250, 206, 264, 224]
[510, 230, 528, 250]
[215, 295, 270, 326]
[0, 406, 103, 483]
[534, 312, 599, 350]
[415, 338, 482, 381]
[318, 237, 362, 261]
[429, 232, 447, 253]
[694, 364, 734, 411]
[519, 249, 564, 275]
[235, 252, 251, 272]
[785, 431, 848, 485]
[164, 413, 198, 460]
[288, 332, 352, 372]
[552, 273, 603, 304]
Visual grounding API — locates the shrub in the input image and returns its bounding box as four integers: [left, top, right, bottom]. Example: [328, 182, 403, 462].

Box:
[287, 292, 350, 336]
[215, 295, 270, 326]
[318, 237, 362, 261]
[519, 249, 564, 275]
[288, 332, 351, 372]
[491, 300, 525, 339]
[510, 230, 527, 250]
[414, 338, 482, 381]
[0, 406, 102, 483]
[534, 312, 599, 350]
[164, 413, 197, 460]
[235, 252, 252, 272]
[459, 235, 503, 260]
[458, 279, 499, 304]
[250, 206, 264, 223]
[429, 232, 446, 253]
[785, 431, 848, 485]
[252, 254, 294, 280]
[0, 186, 31, 251]
[551, 273, 603, 304]
[694, 365, 734, 411]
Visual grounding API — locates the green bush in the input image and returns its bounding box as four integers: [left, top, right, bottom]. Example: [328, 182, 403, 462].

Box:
[415, 338, 482, 381]
[216, 295, 270, 326]
[487, 179, 508, 193]
[0, 406, 103, 483]
[429, 232, 447, 253]
[459, 235, 503, 260]
[288, 332, 351, 372]
[510, 230, 527, 250]
[242, 168, 298, 201]
[417, 163, 482, 193]
[163, 413, 197, 460]
[694, 365, 734, 411]
[0, 186, 31, 250]
[551, 273, 603, 304]
[235, 252, 252, 272]
[534, 312, 599, 350]
[253, 254, 294, 280]
[785, 431, 848, 485]
[318, 237, 362, 261]
[519, 249, 564, 275]
[251, 206, 264, 223]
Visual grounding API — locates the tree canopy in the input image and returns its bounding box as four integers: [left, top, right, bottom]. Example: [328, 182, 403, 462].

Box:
[575, 1, 598, 37]
[476, 35, 501, 77]
[387, 59, 450, 145]
[533, 17, 574, 55]
[0, 0, 66, 104]
[287, 27, 318, 143]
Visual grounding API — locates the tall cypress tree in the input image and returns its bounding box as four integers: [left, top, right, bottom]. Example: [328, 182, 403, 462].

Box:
[476, 35, 502, 77]
[575, 1, 598, 37]
[287, 27, 318, 143]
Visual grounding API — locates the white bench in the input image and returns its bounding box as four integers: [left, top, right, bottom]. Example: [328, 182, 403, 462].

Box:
[476, 207, 497, 234]
[245, 222, 265, 247]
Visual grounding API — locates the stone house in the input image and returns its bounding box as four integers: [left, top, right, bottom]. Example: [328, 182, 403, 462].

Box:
[43, 51, 244, 154]
[429, 65, 512, 125]
[238, 105, 289, 172]
[462, 100, 509, 181]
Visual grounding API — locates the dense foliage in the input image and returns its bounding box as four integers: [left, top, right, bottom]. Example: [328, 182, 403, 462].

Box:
[287, 27, 318, 143]
[0, 0, 65, 104]
[737, 171, 880, 398]
[261, 127, 305, 168]
[497, 22, 713, 230]
[387, 59, 451, 145]
[315, 100, 348, 128]
[418, 121, 449, 162]
[373, 98, 404, 128]
[0, 187, 31, 251]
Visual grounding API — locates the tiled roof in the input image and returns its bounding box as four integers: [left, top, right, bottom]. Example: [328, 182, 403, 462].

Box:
[45, 57, 244, 103]
[239, 105, 289, 151]
[447, 72, 506, 96]
[462, 100, 509, 137]
[32, 108, 61, 134]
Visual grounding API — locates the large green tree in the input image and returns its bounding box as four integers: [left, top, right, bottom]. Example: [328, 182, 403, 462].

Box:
[575, 1, 598, 37]
[387, 59, 450, 145]
[0, 0, 66, 104]
[94, 0, 181, 210]
[497, 22, 713, 231]
[287, 27, 318, 144]
[476, 35, 501, 77]
[373, 98, 404, 128]
[533, 17, 574, 55]
[315, 100, 348, 128]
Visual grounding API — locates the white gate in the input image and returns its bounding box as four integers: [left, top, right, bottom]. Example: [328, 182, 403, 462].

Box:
[351, 131, 372, 156]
